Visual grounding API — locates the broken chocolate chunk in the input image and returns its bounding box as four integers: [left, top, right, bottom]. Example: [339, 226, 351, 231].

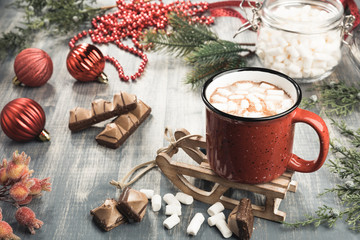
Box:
[90, 199, 126, 231]
[95, 100, 151, 149]
[227, 198, 254, 240]
[117, 187, 148, 222]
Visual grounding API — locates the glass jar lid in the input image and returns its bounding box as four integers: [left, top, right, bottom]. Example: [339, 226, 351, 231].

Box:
[261, 0, 344, 34]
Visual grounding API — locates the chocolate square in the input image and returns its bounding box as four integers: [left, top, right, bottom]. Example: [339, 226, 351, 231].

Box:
[90, 199, 126, 231]
[227, 198, 254, 240]
[116, 187, 148, 222]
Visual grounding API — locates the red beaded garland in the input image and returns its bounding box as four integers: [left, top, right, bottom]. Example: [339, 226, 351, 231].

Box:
[68, 0, 213, 82]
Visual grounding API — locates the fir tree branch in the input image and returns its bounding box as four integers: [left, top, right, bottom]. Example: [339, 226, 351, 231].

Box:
[285, 122, 360, 231]
[0, 0, 108, 60]
[301, 82, 360, 116]
[142, 30, 204, 57]
[185, 40, 253, 66]
[142, 14, 253, 87]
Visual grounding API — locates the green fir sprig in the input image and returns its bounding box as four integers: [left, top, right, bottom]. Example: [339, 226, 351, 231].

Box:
[301, 82, 360, 116]
[142, 13, 255, 88]
[285, 121, 360, 231]
[0, 0, 110, 60]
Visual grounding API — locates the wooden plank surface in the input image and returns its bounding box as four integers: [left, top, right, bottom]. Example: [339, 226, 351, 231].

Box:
[1, 0, 360, 239]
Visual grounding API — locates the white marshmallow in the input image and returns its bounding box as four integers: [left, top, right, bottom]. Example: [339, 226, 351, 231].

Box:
[236, 82, 253, 90]
[165, 204, 182, 216]
[212, 103, 228, 112]
[282, 99, 294, 109]
[207, 212, 226, 226]
[187, 213, 205, 236]
[227, 101, 238, 113]
[266, 95, 284, 102]
[287, 63, 301, 74]
[163, 193, 181, 206]
[175, 192, 194, 205]
[163, 214, 180, 229]
[216, 88, 232, 97]
[140, 189, 154, 199]
[247, 94, 260, 104]
[255, 103, 263, 111]
[267, 90, 284, 96]
[259, 82, 275, 89]
[240, 99, 250, 109]
[207, 202, 225, 216]
[211, 94, 227, 103]
[215, 219, 233, 238]
[151, 194, 162, 212]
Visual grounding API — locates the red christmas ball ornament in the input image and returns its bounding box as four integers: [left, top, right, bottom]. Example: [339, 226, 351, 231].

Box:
[0, 98, 50, 142]
[13, 48, 53, 87]
[66, 43, 108, 83]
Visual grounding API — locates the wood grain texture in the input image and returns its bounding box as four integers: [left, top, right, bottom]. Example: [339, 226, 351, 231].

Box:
[0, 0, 360, 239]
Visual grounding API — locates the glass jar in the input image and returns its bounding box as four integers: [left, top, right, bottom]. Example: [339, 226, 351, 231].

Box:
[239, 0, 354, 83]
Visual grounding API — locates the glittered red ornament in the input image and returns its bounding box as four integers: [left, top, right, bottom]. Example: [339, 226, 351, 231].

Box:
[0, 98, 50, 142]
[13, 48, 53, 87]
[66, 43, 108, 83]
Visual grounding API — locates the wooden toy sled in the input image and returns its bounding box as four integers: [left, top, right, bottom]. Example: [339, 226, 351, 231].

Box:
[155, 128, 298, 222]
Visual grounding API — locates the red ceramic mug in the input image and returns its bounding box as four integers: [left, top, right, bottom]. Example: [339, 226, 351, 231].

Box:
[202, 68, 329, 184]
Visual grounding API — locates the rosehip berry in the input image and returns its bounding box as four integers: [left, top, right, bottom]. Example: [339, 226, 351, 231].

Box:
[0, 221, 20, 240]
[6, 161, 29, 181]
[0, 168, 8, 185]
[29, 178, 42, 195]
[12, 151, 31, 166]
[15, 207, 44, 235]
[17, 195, 33, 206]
[9, 182, 30, 202]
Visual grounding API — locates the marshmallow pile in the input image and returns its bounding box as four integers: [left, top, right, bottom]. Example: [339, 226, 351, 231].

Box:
[141, 189, 233, 238]
[256, 5, 342, 80]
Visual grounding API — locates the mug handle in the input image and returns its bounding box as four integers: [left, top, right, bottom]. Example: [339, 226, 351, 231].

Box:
[287, 108, 330, 172]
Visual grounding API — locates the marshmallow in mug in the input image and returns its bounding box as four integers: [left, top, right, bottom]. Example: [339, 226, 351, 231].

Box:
[256, 5, 342, 79]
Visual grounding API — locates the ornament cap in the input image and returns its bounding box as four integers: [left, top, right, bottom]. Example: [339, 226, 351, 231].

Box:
[97, 72, 108, 84]
[12, 76, 21, 86]
[37, 129, 50, 142]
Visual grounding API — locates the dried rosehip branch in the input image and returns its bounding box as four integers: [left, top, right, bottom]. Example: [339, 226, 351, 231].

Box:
[0, 151, 51, 236]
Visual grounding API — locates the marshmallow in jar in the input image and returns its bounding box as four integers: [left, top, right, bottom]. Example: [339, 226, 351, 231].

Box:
[255, 0, 346, 82]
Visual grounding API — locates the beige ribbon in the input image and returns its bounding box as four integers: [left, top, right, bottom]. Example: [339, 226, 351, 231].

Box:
[110, 127, 203, 189]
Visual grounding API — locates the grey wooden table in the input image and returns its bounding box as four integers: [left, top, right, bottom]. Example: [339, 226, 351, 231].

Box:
[1, 0, 360, 239]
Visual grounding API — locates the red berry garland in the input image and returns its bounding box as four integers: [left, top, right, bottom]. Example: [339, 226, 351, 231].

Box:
[68, 0, 213, 82]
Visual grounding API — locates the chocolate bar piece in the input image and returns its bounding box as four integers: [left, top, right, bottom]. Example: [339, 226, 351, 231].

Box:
[95, 100, 151, 149]
[227, 198, 254, 240]
[116, 187, 148, 222]
[69, 91, 137, 132]
[90, 199, 126, 231]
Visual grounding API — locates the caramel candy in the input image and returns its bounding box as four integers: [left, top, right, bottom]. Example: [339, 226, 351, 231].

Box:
[95, 100, 151, 149]
[117, 187, 148, 222]
[90, 199, 126, 231]
[69, 91, 137, 132]
[227, 198, 254, 240]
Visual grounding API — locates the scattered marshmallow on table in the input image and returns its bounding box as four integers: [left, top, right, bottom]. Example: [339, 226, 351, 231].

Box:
[215, 219, 233, 238]
[140, 189, 154, 199]
[256, 5, 342, 79]
[207, 202, 225, 216]
[163, 214, 180, 230]
[187, 213, 205, 236]
[151, 194, 162, 212]
[175, 192, 194, 205]
[165, 204, 182, 216]
[163, 193, 181, 206]
[207, 212, 225, 227]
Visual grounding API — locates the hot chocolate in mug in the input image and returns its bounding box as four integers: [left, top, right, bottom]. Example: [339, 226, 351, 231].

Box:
[202, 68, 329, 184]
